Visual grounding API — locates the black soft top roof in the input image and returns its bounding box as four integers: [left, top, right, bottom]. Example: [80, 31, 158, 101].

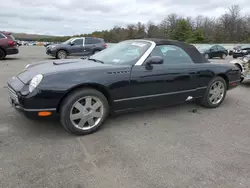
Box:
[144, 38, 209, 63]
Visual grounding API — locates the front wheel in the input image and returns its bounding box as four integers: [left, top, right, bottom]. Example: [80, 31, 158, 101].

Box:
[60, 88, 109, 135]
[204, 53, 209, 59]
[56, 50, 67, 59]
[199, 76, 227, 108]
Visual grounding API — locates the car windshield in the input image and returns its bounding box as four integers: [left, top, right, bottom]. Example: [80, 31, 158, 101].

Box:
[88, 40, 152, 65]
[62, 38, 75, 44]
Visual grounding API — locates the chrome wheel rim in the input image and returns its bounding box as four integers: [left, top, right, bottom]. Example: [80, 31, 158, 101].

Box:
[222, 54, 226, 58]
[205, 54, 209, 59]
[58, 51, 66, 59]
[209, 81, 225, 105]
[70, 96, 104, 130]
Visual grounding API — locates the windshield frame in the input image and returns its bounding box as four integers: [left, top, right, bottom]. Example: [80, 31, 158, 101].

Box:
[88, 40, 156, 66]
[62, 38, 76, 44]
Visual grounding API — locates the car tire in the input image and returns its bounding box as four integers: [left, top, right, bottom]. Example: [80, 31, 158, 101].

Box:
[0, 48, 6, 60]
[93, 50, 100, 54]
[56, 50, 67, 59]
[60, 88, 109, 135]
[221, 53, 226, 59]
[199, 76, 227, 108]
[204, 53, 209, 59]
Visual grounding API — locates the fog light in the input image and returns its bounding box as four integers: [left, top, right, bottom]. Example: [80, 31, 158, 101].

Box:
[38, 111, 52, 116]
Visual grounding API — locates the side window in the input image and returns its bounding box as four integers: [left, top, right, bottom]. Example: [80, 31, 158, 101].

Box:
[217, 46, 225, 51]
[150, 45, 194, 64]
[73, 39, 83, 45]
[210, 46, 218, 51]
[0, 34, 5, 39]
[85, 38, 101, 44]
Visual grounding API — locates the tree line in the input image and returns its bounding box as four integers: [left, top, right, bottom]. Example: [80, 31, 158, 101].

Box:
[22, 5, 250, 43]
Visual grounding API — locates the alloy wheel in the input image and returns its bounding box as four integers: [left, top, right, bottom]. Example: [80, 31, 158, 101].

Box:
[208, 81, 225, 105]
[70, 96, 104, 130]
[57, 51, 66, 59]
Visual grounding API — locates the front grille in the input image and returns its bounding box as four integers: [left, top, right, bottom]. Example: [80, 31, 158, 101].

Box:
[8, 86, 18, 103]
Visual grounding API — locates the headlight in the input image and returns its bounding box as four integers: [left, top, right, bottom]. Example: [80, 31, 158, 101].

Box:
[29, 74, 43, 93]
[242, 50, 247, 53]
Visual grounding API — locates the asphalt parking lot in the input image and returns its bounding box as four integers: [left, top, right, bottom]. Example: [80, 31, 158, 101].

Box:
[1, 46, 250, 188]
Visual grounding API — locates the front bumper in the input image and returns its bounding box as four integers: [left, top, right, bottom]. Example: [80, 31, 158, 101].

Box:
[46, 48, 56, 56]
[7, 79, 57, 118]
[232, 53, 248, 58]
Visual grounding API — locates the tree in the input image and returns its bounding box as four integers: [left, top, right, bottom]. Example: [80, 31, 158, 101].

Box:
[16, 4, 250, 43]
[171, 19, 192, 41]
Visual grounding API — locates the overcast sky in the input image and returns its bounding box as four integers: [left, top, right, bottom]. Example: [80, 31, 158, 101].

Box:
[0, 0, 249, 36]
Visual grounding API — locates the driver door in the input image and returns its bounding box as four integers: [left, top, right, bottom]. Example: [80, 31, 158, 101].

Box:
[118, 45, 199, 110]
[210, 46, 219, 57]
[69, 38, 85, 56]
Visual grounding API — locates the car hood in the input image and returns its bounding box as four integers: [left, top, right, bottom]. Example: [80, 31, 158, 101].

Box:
[17, 59, 124, 84]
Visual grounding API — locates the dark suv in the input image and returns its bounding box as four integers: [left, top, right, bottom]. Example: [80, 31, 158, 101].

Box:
[0, 31, 19, 60]
[46, 37, 107, 59]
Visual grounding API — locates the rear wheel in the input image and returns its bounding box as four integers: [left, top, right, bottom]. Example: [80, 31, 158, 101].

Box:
[60, 88, 109, 135]
[0, 48, 6, 60]
[221, 53, 226, 59]
[199, 76, 227, 108]
[56, 50, 67, 59]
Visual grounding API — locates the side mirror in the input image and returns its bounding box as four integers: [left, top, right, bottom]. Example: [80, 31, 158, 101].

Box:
[145, 56, 164, 65]
[70, 41, 74, 46]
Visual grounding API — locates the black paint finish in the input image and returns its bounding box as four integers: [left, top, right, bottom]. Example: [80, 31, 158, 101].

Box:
[7, 39, 241, 117]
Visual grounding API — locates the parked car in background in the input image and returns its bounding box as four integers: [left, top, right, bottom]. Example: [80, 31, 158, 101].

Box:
[232, 45, 250, 58]
[197, 45, 228, 59]
[44, 42, 51, 47]
[45, 37, 107, 59]
[8, 39, 241, 135]
[16, 40, 22, 47]
[229, 45, 241, 56]
[229, 54, 250, 82]
[0, 31, 19, 60]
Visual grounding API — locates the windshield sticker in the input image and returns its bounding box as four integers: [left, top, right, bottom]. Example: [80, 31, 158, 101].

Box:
[131, 42, 146, 47]
[112, 59, 120, 63]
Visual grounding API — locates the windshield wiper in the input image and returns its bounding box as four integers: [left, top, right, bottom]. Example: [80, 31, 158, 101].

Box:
[88, 57, 104, 64]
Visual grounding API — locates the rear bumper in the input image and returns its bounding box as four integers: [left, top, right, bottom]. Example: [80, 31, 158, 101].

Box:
[228, 79, 241, 90]
[6, 47, 19, 55]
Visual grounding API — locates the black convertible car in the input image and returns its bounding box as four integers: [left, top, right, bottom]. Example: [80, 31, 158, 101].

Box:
[7, 39, 241, 135]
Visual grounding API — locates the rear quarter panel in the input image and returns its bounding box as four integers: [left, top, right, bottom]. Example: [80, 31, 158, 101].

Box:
[194, 62, 240, 88]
